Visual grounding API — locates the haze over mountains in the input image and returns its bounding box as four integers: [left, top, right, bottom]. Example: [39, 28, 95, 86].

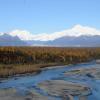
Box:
[0, 25, 100, 47]
[0, 33, 27, 46]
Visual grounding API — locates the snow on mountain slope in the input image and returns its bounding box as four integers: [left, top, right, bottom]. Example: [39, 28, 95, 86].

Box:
[1, 24, 100, 41]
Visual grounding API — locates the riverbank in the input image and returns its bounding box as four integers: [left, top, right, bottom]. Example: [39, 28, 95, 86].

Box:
[0, 47, 100, 79]
[0, 60, 95, 80]
[0, 63, 68, 80]
[0, 62, 98, 100]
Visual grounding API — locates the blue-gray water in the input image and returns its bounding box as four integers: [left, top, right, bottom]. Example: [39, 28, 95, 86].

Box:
[0, 61, 100, 100]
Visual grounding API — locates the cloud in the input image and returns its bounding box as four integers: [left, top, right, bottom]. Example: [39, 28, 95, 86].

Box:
[5, 24, 100, 41]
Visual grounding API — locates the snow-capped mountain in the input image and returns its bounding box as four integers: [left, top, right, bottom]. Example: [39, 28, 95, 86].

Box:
[6, 24, 100, 41]
[0, 33, 27, 46]
[46, 35, 100, 47]
[0, 25, 100, 46]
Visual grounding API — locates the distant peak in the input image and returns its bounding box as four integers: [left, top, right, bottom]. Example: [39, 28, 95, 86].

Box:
[70, 24, 100, 37]
[0, 24, 100, 41]
[73, 24, 83, 29]
[72, 24, 91, 31]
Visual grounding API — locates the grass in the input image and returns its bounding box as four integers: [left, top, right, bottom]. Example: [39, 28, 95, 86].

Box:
[0, 47, 100, 78]
[0, 63, 64, 78]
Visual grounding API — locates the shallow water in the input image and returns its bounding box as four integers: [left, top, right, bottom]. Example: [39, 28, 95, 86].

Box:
[0, 61, 100, 100]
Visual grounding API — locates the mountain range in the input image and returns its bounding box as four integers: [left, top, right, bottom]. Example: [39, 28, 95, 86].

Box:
[0, 33, 100, 47]
[0, 25, 100, 47]
[0, 33, 27, 46]
[46, 35, 100, 47]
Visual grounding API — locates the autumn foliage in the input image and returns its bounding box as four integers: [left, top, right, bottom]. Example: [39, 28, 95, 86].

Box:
[0, 47, 100, 64]
[0, 47, 100, 78]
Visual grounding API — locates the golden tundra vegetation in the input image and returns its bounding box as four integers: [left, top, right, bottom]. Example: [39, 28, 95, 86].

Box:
[0, 47, 100, 78]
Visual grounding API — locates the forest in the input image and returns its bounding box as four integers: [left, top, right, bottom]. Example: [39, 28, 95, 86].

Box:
[0, 47, 100, 78]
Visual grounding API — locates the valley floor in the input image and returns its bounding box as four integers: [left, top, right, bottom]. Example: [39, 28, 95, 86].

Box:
[0, 62, 99, 100]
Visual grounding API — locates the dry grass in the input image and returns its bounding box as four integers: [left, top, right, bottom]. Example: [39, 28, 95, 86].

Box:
[0, 47, 100, 78]
[0, 63, 60, 78]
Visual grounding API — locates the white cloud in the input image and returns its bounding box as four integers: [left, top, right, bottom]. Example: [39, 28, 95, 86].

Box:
[3, 24, 100, 41]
